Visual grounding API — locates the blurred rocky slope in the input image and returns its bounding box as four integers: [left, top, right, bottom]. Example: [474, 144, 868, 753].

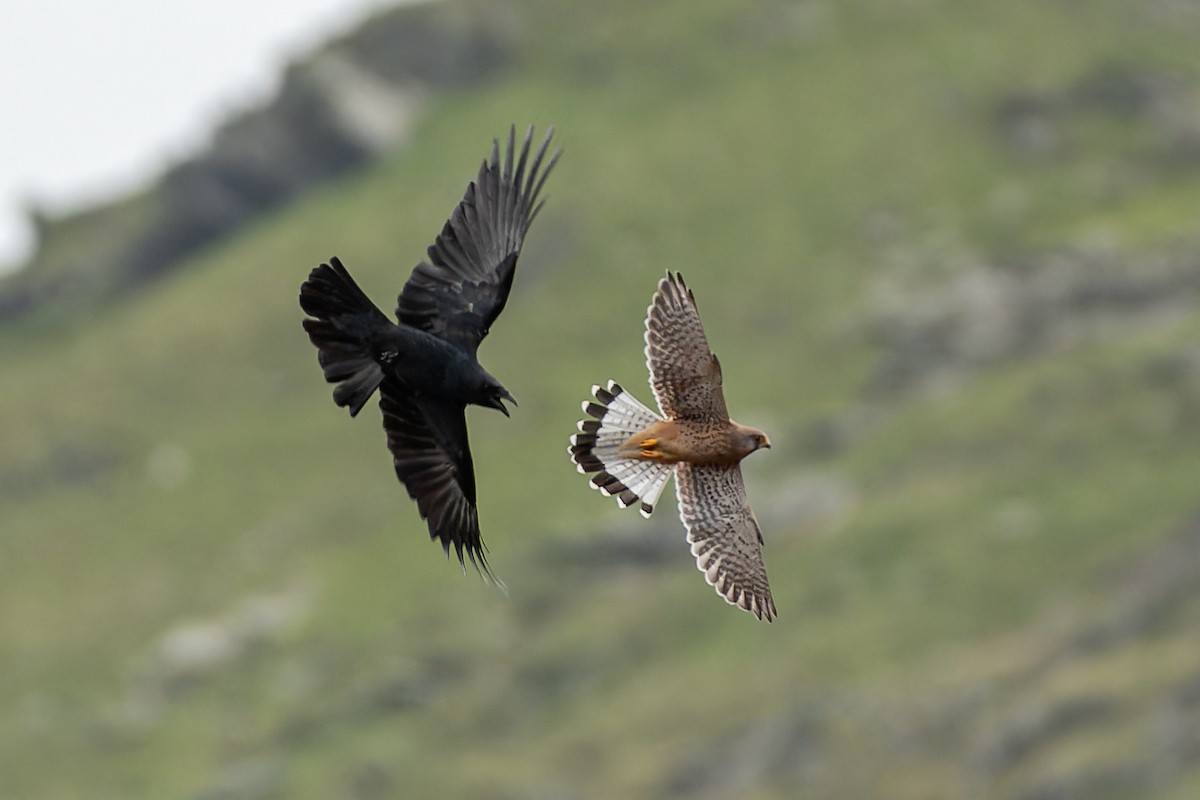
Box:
[0, 0, 514, 323]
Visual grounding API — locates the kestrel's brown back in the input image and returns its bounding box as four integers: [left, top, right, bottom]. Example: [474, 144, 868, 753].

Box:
[569, 272, 776, 621]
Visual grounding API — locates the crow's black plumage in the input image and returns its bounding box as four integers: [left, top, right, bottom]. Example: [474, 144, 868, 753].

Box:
[299, 125, 560, 580]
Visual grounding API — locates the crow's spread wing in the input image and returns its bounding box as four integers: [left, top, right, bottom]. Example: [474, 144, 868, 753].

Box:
[396, 125, 561, 356]
[379, 383, 499, 582]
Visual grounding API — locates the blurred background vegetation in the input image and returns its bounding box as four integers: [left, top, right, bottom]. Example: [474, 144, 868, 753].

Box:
[3, 0, 1200, 797]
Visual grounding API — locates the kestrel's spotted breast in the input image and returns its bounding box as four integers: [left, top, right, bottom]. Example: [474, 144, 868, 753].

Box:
[569, 272, 776, 620]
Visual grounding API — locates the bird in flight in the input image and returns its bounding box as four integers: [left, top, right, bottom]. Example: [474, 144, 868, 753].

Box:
[300, 125, 560, 582]
[569, 273, 776, 620]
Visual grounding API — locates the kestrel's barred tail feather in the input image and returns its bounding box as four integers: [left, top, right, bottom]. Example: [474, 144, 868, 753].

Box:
[568, 381, 673, 518]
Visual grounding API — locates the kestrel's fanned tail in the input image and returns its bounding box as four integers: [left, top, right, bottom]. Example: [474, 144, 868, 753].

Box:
[568, 381, 673, 518]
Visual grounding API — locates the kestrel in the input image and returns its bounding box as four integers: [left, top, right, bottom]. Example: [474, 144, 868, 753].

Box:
[569, 272, 776, 620]
[300, 125, 560, 581]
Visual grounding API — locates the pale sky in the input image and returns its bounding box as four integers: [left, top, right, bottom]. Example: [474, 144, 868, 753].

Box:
[0, 0, 413, 272]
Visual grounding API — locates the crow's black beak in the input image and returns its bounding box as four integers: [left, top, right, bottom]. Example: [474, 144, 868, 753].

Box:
[487, 388, 517, 417]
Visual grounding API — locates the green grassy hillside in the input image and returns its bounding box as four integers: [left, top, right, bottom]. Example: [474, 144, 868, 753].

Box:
[4, 0, 1200, 797]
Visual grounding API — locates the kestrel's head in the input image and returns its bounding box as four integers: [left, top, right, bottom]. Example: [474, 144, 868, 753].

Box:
[733, 424, 772, 459]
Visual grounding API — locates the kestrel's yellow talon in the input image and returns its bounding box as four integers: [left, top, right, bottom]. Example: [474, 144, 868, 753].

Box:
[637, 437, 661, 458]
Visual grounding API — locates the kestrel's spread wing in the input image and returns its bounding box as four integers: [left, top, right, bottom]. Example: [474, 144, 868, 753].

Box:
[644, 272, 729, 421]
[675, 462, 776, 621]
[396, 125, 561, 357]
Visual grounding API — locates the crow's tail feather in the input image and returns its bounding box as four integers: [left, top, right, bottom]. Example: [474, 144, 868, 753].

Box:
[300, 257, 391, 417]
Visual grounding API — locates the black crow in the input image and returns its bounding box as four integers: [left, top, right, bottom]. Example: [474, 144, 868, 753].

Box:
[299, 125, 560, 581]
